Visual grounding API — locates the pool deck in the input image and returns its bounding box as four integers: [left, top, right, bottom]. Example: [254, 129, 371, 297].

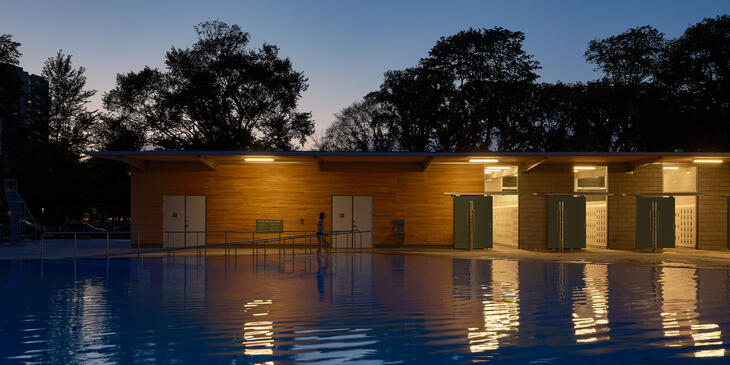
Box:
[376, 246, 730, 270]
[2, 239, 730, 269]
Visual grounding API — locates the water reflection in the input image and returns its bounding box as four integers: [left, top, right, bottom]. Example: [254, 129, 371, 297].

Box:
[3, 255, 730, 363]
[468, 260, 520, 353]
[572, 264, 610, 344]
[76, 281, 113, 364]
[659, 267, 725, 357]
[243, 299, 274, 356]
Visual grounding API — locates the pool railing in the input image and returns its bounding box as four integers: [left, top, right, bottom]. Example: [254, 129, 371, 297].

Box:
[38, 229, 373, 260]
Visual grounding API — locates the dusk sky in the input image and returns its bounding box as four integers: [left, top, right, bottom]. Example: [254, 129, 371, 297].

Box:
[2, 0, 728, 135]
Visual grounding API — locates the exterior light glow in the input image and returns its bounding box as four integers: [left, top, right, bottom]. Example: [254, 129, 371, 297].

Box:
[693, 159, 723, 164]
[663, 166, 680, 170]
[469, 159, 499, 163]
[573, 166, 596, 171]
[485, 166, 513, 170]
[245, 157, 275, 162]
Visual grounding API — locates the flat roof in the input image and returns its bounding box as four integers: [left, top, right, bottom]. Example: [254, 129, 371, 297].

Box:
[89, 150, 730, 158]
[88, 150, 730, 170]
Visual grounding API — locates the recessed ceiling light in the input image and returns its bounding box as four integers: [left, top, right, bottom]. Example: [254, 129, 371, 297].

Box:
[244, 157, 275, 162]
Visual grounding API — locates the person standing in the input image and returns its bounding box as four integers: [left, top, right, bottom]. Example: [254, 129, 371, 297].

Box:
[317, 212, 326, 255]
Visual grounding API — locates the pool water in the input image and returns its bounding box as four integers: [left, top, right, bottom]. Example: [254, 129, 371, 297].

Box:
[1, 253, 729, 364]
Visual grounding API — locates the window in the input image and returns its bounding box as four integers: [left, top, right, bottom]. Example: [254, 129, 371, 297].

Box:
[662, 164, 697, 193]
[484, 166, 518, 192]
[574, 166, 607, 192]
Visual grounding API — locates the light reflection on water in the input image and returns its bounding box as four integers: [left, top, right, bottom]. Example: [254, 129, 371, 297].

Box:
[243, 299, 274, 356]
[468, 260, 519, 353]
[659, 267, 726, 358]
[0, 254, 729, 363]
[572, 264, 610, 344]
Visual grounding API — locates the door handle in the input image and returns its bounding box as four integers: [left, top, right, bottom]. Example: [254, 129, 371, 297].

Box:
[559, 201, 565, 252]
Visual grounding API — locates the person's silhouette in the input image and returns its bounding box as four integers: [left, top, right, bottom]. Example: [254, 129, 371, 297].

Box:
[316, 212, 327, 255]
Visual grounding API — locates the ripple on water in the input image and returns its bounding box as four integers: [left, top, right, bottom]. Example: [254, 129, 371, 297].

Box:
[1, 255, 729, 363]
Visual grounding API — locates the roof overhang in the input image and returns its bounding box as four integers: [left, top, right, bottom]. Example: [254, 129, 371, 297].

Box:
[87, 151, 730, 171]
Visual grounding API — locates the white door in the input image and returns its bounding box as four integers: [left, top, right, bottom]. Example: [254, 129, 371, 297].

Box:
[353, 195, 373, 248]
[185, 195, 206, 246]
[163, 195, 185, 248]
[332, 195, 353, 248]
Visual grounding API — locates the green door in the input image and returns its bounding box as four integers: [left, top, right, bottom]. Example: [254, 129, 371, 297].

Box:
[636, 197, 653, 249]
[454, 196, 493, 249]
[636, 196, 675, 249]
[657, 197, 675, 248]
[565, 196, 587, 249]
[547, 196, 561, 249]
[547, 196, 586, 249]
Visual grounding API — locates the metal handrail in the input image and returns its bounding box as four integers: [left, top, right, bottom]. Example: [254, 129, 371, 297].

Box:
[38, 229, 373, 260]
[40, 229, 320, 236]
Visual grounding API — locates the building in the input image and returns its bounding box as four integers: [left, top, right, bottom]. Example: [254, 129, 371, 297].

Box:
[0, 64, 49, 159]
[89, 151, 730, 251]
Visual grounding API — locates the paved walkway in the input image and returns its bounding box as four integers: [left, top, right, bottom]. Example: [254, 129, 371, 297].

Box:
[378, 246, 730, 269]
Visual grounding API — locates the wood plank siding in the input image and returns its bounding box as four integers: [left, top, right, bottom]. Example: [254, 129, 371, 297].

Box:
[131, 161, 484, 246]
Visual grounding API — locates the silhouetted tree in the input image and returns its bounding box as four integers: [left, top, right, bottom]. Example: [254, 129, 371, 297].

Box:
[661, 15, 730, 151]
[352, 27, 541, 152]
[325, 17, 730, 153]
[516, 83, 577, 151]
[582, 26, 672, 151]
[331, 27, 540, 152]
[100, 67, 163, 150]
[0, 34, 21, 65]
[317, 97, 397, 151]
[585, 26, 666, 85]
[43, 50, 97, 156]
[104, 21, 314, 151]
[425, 27, 540, 151]
[370, 67, 452, 151]
[41, 50, 97, 224]
[0, 35, 51, 228]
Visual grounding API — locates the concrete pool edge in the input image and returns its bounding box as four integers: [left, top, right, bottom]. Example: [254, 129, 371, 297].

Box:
[372, 247, 730, 270]
[4, 242, 730, 269]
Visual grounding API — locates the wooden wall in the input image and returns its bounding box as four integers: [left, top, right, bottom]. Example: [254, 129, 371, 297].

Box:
[606, 164, 663, 250]
[697, 165, 730, 250]
[129, 159, 730, 250]
[518, 163, 574, 250]
[131, 161, 484, 246]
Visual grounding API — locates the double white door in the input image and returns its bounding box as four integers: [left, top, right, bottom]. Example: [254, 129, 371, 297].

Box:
[163, 195, 206, 248]
[331, 195, 373, 248]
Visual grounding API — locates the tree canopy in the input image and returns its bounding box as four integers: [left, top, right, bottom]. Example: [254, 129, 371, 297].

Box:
[331, 27, 542, 152]
[319, 15, 730, 153]
[0, 34, 21, 65]
[103, 21, 314, 151]
[43, 50, 97, 156]
[585, 25, 667, 85]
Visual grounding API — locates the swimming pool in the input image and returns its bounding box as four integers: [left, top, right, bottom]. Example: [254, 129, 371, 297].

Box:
[1, 254, 729, 363]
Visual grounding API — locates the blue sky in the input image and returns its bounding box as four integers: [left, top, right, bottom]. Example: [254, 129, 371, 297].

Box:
[2, 0, 728, 134]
